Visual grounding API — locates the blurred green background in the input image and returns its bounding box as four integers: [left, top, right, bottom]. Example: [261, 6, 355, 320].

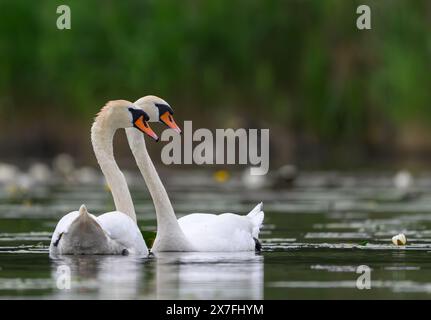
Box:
[0, 0, 430, 169]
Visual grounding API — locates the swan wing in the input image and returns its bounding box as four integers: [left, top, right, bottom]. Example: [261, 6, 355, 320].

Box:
[49, 210, 97, 255]
[177, 203, 264, 252]
[96, 211, 148, 255]
[49, 211, 79, 249]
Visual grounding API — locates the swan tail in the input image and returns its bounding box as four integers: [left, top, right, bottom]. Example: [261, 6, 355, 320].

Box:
[247, 202, 264, 238]
[78, 204, 90, 219]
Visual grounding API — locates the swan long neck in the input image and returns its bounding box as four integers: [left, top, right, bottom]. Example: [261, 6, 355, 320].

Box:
[126, 128, 186, 238]
[91, 116, 137, 223]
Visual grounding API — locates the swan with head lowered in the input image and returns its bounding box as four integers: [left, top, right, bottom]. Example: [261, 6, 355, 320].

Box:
[49, 100, 159, 256]
[126, 95, 264, 252]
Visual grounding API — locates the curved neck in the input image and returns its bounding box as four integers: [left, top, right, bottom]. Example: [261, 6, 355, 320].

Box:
[126, 128, 188, 240]
[91, 118, 137, 223]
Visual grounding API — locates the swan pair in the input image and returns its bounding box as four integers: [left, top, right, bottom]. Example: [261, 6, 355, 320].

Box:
[49, 96, 264, 256]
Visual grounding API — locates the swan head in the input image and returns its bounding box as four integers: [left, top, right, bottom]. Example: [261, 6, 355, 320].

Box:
[134, 95, 181, 134]
[99, 100, 159, 141]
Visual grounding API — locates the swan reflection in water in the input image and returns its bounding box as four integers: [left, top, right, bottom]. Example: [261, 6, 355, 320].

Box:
[50, 252, 263, 299]
[154, 252, 263, 300]
[50, 255, 150, 299]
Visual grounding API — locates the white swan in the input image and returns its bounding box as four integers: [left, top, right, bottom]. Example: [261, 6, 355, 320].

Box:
[126, 95, 264, 252]
[49, 100, 159, 256]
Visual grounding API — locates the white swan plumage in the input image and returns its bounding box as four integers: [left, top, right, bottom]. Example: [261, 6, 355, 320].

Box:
[128, 95, 264, 252]
[50, 205, 147, 255]
[49, 100, 159, 256]
[176, 203, 264, 252]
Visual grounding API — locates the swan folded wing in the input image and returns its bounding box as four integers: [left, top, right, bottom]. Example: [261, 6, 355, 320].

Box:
[96, 211, 148, 255]
[178, 213, 256, 251]
[50, 211, 80, 247]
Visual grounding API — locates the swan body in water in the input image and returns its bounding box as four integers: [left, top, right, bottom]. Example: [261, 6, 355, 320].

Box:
[49, 100, 159, 256]
[127, 95, 264, 252]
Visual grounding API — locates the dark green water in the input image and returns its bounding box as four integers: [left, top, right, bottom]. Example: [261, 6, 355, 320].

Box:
[1, 171, 431, 299]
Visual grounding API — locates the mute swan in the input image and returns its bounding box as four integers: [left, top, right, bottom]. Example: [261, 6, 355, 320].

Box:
[49, 100, 159, 256]
[126, 95, 264, 252]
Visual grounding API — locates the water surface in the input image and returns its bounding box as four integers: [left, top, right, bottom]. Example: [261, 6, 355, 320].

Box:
[1, 170, 431, 299]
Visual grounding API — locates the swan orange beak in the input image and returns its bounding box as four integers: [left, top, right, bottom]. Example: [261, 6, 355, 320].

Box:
[134, 116, 159, 141]
[160, 112, 181, 134]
